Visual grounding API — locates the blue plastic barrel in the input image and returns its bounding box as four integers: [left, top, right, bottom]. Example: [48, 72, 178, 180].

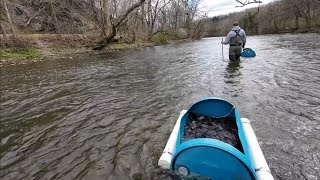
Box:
[241, 48, 256, 57]
[171, 97, 257, 179]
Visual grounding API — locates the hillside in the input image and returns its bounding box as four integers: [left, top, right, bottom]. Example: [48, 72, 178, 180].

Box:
[0, 0, 100, 34]
[204, 0, 320, 37]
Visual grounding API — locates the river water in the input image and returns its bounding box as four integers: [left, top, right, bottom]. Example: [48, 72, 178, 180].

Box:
[1, 33, 320, 180]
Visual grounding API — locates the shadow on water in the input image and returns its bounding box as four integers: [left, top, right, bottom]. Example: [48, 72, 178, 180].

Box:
[225, 61, 241, 76]
[222, 61, 243, 98]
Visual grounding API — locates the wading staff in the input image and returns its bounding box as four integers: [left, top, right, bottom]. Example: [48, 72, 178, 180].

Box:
[221, 38, 224, 60]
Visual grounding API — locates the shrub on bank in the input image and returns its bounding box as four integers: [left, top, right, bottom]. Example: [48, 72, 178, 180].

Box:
[0, 37, 41, 60]
[152, 29, 188, 45]
[0, 37, 34, 51]
[152, 33, 169, 45]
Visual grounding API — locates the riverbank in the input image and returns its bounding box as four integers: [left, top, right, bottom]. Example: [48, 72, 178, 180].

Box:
[0, 34, 186, 67]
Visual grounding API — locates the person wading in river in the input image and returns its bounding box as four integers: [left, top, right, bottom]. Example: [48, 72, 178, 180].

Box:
[221, 21, 247, 61]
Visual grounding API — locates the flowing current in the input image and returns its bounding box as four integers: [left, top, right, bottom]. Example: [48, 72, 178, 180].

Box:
[1, 33, 320, 180]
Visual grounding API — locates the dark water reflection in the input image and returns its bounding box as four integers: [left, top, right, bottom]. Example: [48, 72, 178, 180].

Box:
[1, 33, 320, 180]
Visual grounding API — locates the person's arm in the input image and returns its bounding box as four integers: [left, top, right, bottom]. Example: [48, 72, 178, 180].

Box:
[222, 31, 233, 45]
[241, 30, 247, 48]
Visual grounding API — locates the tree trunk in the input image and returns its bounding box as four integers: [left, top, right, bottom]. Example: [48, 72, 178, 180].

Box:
[103, 0, 111, 36]
[147, 24, 154, 41]
[305, 17, 311, 28]
[255, 22, 259, 34]
[131, 29, 136, 43]
[0, 20, 7, 41]
[295, 15, 299, 30]
[147, 0, 152, 35]
[50, 0, 61, 36]
[3, 0, 16, 38]
[141, 4, 145, 30]
[112, 0, 118, 17]
[273, 19, 279, 32]
[306, 1, 312, 28]
[162, 0, 166, 28]
[93, 26, 116, 50]
[186, 10, 191, 37]
[174, 10, 179, 29]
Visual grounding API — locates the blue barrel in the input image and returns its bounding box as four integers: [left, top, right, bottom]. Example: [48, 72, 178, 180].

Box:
[171, 97, 257, 179]
[241, 48, 256, 57]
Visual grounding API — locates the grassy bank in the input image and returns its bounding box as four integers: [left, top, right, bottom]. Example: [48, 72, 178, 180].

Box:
[0, 33, 189, 67]
[0, 35, 130, 66]
[0, 48, 41, 59]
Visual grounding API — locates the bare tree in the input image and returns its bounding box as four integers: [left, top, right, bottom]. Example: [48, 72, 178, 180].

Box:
[93, 0, 146, 50]
[3, 0, 16, 38]
[291, 0, 313, 28]
[191, 13, 207, 39]
[145, 0, 171, 40]
[185, 0, 202, 37]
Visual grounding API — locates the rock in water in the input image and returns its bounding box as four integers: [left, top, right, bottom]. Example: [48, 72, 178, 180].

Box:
[182, 112, 243, 152]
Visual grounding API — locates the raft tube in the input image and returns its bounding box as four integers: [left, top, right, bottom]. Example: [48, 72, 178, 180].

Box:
[158, 97, 273, 180]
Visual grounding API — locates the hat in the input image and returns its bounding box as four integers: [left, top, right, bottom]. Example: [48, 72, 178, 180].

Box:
[233, 21, 239, 26]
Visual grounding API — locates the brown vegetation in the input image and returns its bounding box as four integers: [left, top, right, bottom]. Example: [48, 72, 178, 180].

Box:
[0, 0, 210, 51]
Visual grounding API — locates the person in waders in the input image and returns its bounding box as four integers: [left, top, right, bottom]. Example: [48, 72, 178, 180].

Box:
[221, 22, 246, 61]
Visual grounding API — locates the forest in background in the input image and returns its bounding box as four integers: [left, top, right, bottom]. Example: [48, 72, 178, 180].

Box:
[204, 0, 320, 36]
[0, 0, 319, 55]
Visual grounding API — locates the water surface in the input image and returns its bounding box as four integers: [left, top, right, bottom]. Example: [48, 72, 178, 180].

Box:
[1, 33, 320, 180]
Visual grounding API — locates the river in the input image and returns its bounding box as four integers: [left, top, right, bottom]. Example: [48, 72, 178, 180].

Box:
[1, 33, 320, 180]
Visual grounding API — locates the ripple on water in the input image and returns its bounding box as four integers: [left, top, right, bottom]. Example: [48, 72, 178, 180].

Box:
[1, 34, 320, 180]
